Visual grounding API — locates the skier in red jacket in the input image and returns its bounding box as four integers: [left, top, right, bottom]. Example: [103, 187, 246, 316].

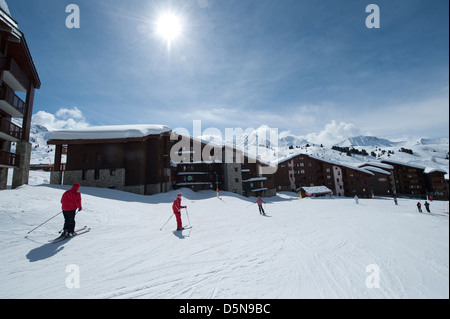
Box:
[172, 193, 186, 231]
[61, 183, 83, 237]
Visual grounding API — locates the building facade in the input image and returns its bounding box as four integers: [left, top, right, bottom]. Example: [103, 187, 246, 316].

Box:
[170, 135, 276, 197]
[0, 4, 40, 189]
[358, 162, 395, 197]
[425, 169, 448, 201]
[380, 160, 427, 198]
[48, 125, 172, 195]
[275, 154, 374, 198]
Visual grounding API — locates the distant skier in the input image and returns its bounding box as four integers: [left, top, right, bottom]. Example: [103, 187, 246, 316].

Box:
[417, 202, 422, 213]
[172, 193, 187, 231]
[424, 201, 431, 213]
[61, 183, 83, 237]
[255, 196, 266, 215]
[393, 196, 398, 205]
[354, 195, 359, 204]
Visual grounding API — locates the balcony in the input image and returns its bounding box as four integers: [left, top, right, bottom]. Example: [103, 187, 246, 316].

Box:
[0, 150, 19, 168]
[0, 117, 22, 141]
[0, 83, 26, 118]
[0, 57, 30, 92]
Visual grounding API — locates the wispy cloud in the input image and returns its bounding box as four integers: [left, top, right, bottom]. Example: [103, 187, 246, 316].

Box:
[304, 121, 363, 147]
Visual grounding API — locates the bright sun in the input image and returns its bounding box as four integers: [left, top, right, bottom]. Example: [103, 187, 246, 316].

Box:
[156, 13, 182, 41]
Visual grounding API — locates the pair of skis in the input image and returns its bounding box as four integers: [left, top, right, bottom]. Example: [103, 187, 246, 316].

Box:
[49, 226, 91, 243]
[176, 226, 193, 232]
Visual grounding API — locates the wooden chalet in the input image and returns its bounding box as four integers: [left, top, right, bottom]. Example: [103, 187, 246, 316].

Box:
[300, 186, 333, 198]
[275, 154, 373, 198]
[358, 161, 395, 197]
[0, 3, 41, 189]
[47, 125, 172, 195]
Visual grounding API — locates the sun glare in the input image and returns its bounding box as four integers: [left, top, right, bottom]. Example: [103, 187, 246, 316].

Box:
[156, 13, 182, 41]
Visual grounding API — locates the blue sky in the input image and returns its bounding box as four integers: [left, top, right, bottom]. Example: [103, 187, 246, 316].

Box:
[6, 0, 449, 144]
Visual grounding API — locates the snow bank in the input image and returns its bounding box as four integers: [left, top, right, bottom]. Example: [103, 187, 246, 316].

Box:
[0, 185, 448, 299]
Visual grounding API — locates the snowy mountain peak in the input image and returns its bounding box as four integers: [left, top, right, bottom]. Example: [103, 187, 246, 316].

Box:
[335, 135, 402, 148]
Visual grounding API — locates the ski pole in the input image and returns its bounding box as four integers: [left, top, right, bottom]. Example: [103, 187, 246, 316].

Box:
[160, 213, 174, 231]
[185, 207, 191, 226]
[27, 211, 62, 234]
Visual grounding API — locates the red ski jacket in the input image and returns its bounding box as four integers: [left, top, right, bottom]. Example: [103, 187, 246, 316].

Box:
[61, 183, 82, 211]
[172, 198, 183, 213]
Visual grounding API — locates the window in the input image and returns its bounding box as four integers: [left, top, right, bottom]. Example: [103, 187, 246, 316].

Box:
[300, 163, 304, 167]
[300, 170, 305, 174]
[82, 170, 87, 180]
[110, 169, 116, 176]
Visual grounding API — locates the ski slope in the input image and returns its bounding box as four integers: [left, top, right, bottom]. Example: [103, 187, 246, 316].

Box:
[0, 184, 448, 299]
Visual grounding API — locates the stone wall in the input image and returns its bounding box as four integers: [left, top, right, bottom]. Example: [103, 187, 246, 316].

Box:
[12, 141, 31, 189]
[50, 168, 172, 196]
[63, 168, 126, 190]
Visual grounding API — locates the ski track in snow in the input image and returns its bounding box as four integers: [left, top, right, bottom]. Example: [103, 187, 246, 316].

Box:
[0, 184, 448, 299]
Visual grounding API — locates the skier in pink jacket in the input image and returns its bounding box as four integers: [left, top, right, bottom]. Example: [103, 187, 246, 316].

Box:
[255, 196, 266, 215]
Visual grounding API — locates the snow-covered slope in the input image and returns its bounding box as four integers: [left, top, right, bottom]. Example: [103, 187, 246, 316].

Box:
[28, 124, 55, 165]
[0, 184, 448, 299]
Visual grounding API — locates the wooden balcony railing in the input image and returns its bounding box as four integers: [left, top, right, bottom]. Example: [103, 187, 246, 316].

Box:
[0, 150, 19, 167]
[0, 57, 30, 92]
[0, 82, 26, 116]
[0, 116, 22, 140]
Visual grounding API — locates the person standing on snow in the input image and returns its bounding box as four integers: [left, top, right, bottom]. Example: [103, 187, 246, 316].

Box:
[61, 183, 82, 237]
[417, 202, 422, 213]
[424, 201, 431, 213]
[354, 195, 359, 204]
[172, 193, 187, 231]
[255, 196, 266, 215]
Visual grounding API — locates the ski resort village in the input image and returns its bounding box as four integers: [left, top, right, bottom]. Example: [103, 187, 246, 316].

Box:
[0, 0, 449, 301]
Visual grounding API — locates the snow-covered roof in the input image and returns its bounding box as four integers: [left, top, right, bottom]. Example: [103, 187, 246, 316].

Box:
[49, 124, 172, 141]
[361, 166, 391, 175]
[358, 161, 394, 170]
[425, 167, 448, 175]
[301, 186, 333, 194]
[0, 0, 18, 33]
[380, 159, 426, 170]
[0, 0, 11, 16]
[243, 177, 267, 183]
[276, 152, 373, 175]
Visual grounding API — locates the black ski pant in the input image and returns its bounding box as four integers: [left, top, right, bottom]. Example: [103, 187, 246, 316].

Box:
[258, 205, 265, 214]
[63, 210, 76, 233]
